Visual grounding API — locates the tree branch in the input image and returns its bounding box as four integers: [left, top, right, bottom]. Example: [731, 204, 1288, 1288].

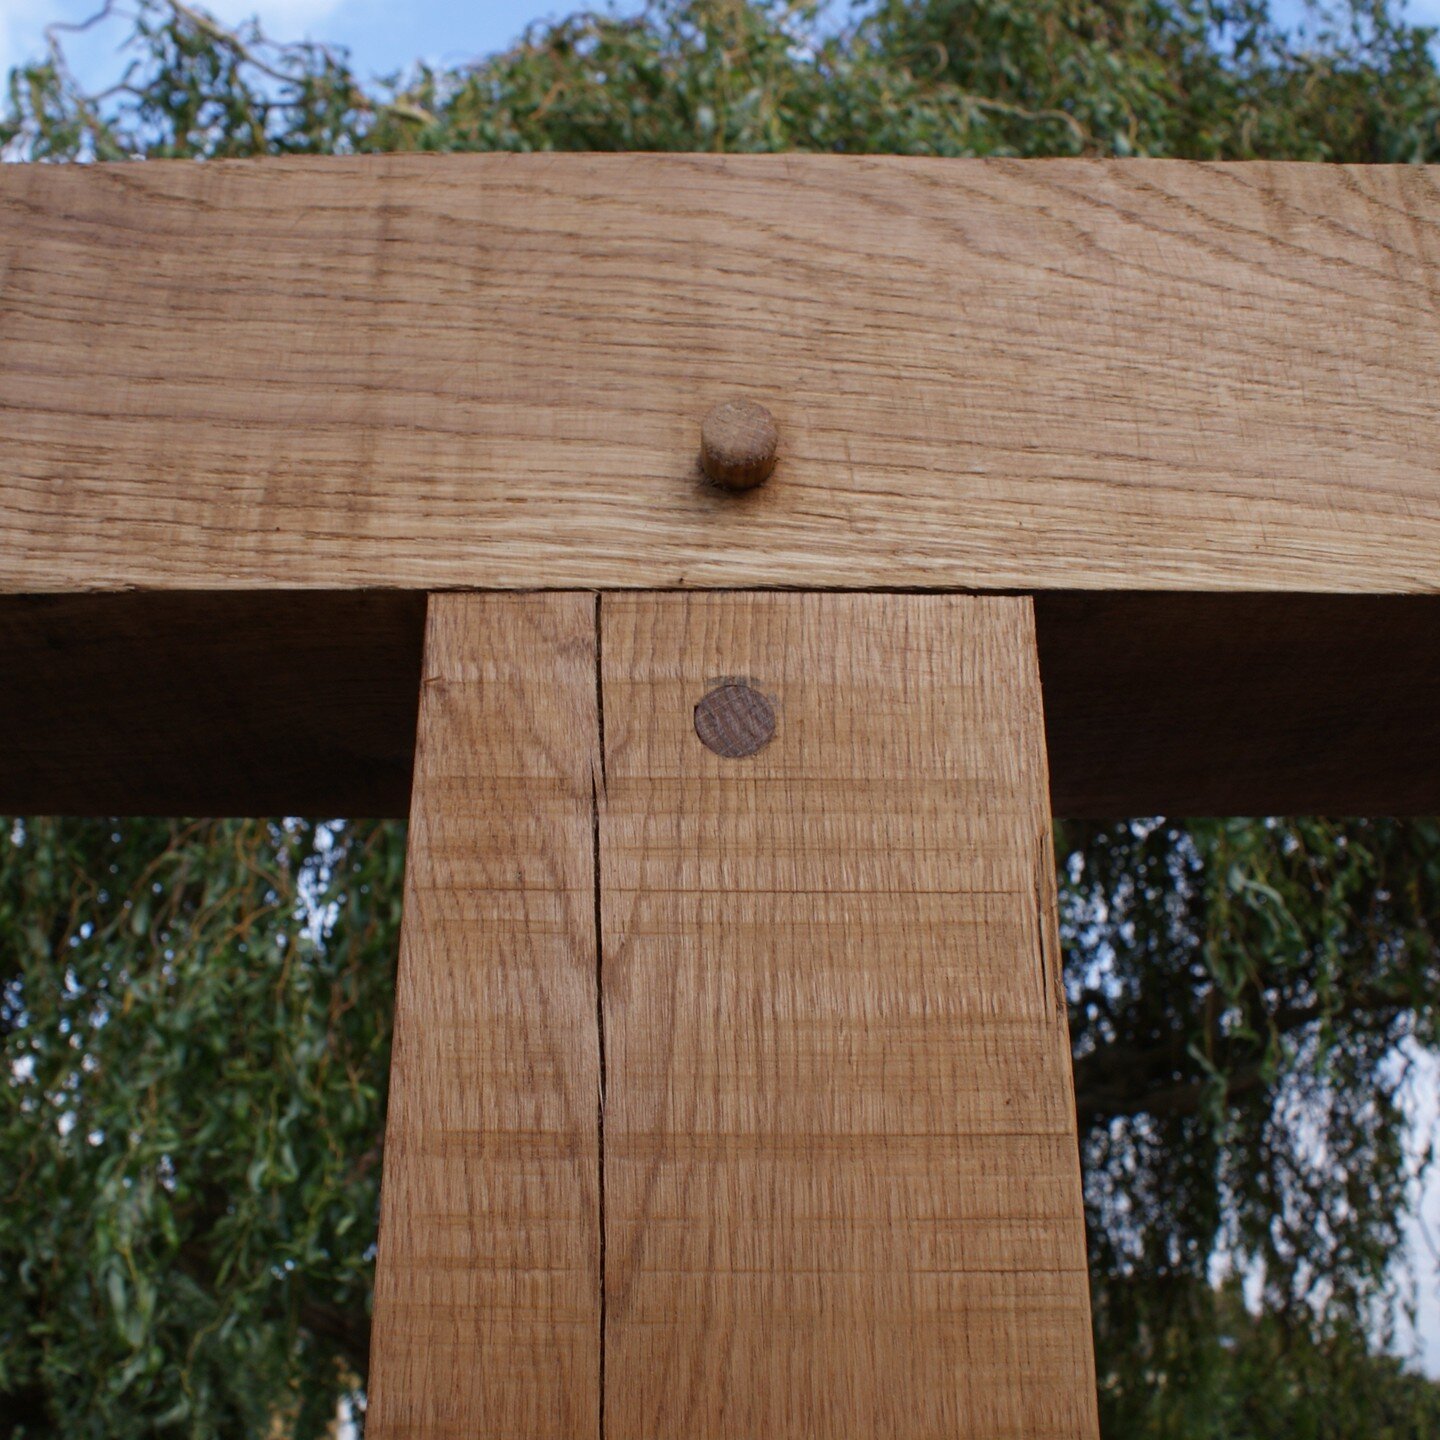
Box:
[1072, 980, 1411, 1125]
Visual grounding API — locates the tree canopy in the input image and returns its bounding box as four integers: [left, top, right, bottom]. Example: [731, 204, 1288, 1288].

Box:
[4, 3, 1440, 1436]
[8, 0, 1440, 161]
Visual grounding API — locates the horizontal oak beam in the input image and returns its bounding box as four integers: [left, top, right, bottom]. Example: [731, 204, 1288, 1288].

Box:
[2, 590, 1434, 818]
[4, 154, 1440, 595]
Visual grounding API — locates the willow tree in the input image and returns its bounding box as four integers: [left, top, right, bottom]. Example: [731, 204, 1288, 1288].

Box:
[4, 3, 1440, 1437]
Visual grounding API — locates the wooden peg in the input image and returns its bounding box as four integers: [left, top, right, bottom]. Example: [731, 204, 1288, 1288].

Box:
[694, 681, 777, 757]
[700, 400, 779, 491]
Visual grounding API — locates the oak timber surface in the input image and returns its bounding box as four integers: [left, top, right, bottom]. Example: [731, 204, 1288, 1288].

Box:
[4, 155, 1440, 593]
[367, 594, 601, 1439]
[599, 593, 1098, 1436]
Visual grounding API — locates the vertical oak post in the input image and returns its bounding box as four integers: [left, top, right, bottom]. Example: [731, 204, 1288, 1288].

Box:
[600, 593, 1097, 1437]
[371, 590, 1097, 1437]
[368, 593, 602, 1439]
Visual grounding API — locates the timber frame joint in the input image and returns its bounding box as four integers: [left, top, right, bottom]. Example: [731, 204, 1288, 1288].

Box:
[4, 150, 1440, 1439]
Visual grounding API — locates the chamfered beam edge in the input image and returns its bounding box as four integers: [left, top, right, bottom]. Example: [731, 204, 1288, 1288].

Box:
[4, 154, 1440, 596]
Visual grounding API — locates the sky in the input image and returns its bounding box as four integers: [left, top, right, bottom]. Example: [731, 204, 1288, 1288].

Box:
[3, 0, 1440, 1386]
[8, 0, 1440, 87]
[0, 0, 632, 83]
[9, 0, 1440, 89]
[1398, 1047, 1440, 1377]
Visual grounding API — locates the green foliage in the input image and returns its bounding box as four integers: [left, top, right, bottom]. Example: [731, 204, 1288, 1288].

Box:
[1100, 1281, 1440, 1437]
[0, 819, 403, 1436]
[1062, 818, 1440, 1433]
[868, 0, 1440, 159]
[4, 815, 1437, 1435]
[7, 0, 1440, 161]
[5, 2, 1440, 1435]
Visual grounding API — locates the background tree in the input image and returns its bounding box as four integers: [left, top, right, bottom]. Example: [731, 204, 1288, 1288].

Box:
[4, 2, 1440, 1436]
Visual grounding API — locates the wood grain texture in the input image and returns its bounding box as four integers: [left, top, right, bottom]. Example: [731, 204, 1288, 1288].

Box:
[5, 155, 1440, 594]
[368, 593, 601, 1440]
[599, 593, 1098, 1437]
